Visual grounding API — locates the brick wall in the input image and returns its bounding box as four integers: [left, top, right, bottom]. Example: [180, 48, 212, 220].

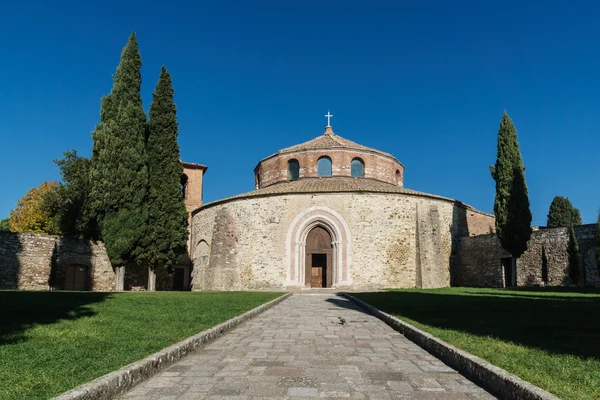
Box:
[182, 163, 205, 213]
[257, 149, 405, 188]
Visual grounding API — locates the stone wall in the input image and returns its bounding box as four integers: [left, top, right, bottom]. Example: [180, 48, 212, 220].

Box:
[457, 224, 599, 287]
[0, 232, 189, 291]
[53, 236, 115, 291]
[124, 263, 176, 291]
[257, 149, 405, 189]
[191, 191, 495, 291]
[456, 233, 509, 287]
[0, 232, 114, 291]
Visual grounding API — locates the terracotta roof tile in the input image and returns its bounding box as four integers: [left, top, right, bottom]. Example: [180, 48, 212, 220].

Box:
[192, 177, 486, 215]
[277, 127, 395, 158]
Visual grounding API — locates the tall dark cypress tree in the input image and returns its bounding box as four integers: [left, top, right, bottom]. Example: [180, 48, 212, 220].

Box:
[89, 33, 149, 288]
[144, 67, 189, 289]
[568, 226, 580, 285]
[596, 211, 600, 270]
[490, 111, 532, 285]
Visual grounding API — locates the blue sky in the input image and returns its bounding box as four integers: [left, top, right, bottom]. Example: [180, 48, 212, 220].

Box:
[1, 1, 598, 226]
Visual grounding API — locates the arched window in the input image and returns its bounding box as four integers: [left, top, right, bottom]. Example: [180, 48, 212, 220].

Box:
[317, 156, 332, 177]
[395, 170, 401, 185]
[288, 159, 300, 180]
[351, 158, 364, 178]
[180, 174, 189, 199]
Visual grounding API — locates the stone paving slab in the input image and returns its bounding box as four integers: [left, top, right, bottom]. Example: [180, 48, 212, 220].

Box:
[119, 294, 496, 400]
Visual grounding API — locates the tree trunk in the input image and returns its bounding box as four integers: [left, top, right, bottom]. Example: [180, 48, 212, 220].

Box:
[115, 265, 125, 291]
[148, 267, 157, 291]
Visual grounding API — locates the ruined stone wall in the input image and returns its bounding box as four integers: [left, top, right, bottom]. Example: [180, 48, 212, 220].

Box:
[257, 149, 405, 188]
[54, 237, 114, 291]
[456, 233, 507, 287]
[576, 225, 600, 286]
[191, 192, 475, 291]
[457, 224, 599, 287]
[0, 232, 55, 290]
[0, 232, 115, 291]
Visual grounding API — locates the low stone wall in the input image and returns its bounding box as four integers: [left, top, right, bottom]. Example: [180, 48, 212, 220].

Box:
[457, 225, 599, 287]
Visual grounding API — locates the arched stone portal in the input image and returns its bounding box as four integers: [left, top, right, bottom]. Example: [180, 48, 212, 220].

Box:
[305, 226, 332, 288]
[286, 206, 352, 289]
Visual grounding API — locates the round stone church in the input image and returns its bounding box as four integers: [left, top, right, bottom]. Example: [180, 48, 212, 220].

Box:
[190, 124, 494, 291]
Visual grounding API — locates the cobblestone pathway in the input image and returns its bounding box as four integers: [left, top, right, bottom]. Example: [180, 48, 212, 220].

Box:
[120, 294, 495, 399]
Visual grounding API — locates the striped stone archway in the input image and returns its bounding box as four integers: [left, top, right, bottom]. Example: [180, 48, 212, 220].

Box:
[285, 206, 352, 289]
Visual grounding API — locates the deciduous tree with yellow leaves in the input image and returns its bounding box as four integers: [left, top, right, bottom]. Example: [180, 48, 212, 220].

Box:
[9, 181, 60, 235]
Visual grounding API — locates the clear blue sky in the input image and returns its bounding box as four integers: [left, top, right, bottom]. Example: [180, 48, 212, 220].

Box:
[1, 1, 598, 226]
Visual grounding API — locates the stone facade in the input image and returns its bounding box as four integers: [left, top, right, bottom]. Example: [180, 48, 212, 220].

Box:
[456, 224, 599, 287]
[191, 124, 496, 292]
[191, 191, 494, 291]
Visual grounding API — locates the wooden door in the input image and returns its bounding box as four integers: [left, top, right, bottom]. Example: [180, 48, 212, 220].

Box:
[65, 265, 88, 291]
[305, 226, 333, 288]
[311, 254, 327, 288]
[311, 266, 323, 288]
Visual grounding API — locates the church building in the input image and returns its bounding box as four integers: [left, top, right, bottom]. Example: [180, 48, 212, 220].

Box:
[188, 117, 495, 291]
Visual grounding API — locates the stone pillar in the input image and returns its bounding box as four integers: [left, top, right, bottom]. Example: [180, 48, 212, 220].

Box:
[115, 266, 125, 291]
[512, 258, 518, 287]
[332, 241, 339, 284]
[148, 267, 156, 291]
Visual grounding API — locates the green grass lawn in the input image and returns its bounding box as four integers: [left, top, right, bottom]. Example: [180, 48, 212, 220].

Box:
[355, 287, 600, 400]
[0, 290, 282, 400]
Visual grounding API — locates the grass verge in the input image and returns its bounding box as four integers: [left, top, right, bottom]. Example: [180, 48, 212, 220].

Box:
[355, 287, 600, 400]
[0, 290, 282, 400]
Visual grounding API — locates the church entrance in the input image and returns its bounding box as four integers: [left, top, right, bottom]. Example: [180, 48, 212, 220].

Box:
[305, 226, 332, 288]
[311, 254, 327, 288]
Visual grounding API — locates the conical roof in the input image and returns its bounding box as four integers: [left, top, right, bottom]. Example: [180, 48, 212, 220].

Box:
[276, 126, 395, 159]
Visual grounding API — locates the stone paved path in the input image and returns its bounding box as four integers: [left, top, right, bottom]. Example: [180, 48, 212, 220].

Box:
[120, 294, 496, 399]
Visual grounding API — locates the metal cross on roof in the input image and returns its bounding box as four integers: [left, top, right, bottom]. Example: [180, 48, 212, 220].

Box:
[325, 111, 333, 127]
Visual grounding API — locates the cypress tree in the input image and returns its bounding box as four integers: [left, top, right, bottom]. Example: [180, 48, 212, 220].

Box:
[547, 196, 582, 228]
[144, 67, 189, 289]
[568, 226, 580, 285]
[490, 111, 532, 284]
[89, 33, 148, 287]
[596, 211, 600, 270]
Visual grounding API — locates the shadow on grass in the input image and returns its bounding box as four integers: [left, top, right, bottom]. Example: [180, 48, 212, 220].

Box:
[354, 289, 600, 361]
[0, 291, 112, 345]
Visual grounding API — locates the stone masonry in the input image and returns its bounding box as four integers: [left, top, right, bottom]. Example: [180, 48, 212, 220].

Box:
[457, 224, 599, 287]
[0, 231, 114, 291]
[120, 294, 495, 399]
[0, 232, 183, 291]
[191, 191, 494, 291]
